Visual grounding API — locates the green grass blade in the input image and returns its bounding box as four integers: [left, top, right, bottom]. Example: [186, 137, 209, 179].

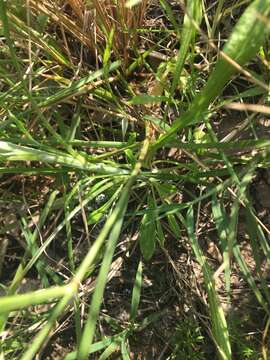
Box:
[77, 136, 151, 359]
[159, 0, 181, 36]
[186, 206, 231, 360]
[168, 0, 202, 100]
[233, 243, 269, 314]
[8, 11, 71, 68]
[37, 60, 121, 108]
[121, 337, 131, 360]
[154, 0, 270, 148]
[0, 285, 69, 313]
[98, 342, 120, 360]
[245, 208, 270, 304]
[77, 184, 130, 359]
[130, 260, 143, 321]
[212, 195, 231, 295]
[139, 195, 157, 261]
[63, 331, 128, 359]
[0, 141, 129, 175]
[19, 177, 127, 359]
[0, 0, 21, 74]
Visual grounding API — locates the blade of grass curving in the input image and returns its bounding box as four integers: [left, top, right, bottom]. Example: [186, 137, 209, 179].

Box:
[0, 141, 129, 175]
[37, 60, 121, 108]
[245, 208, 270, 267]
[98, 341, 120, 360]
[154, 0, 270, 149]
[245, 208, 270, 304]
[77, 181, 132, 359]
[156, 218, 165, 247]
[130, 260, 143, 321]
[159, 0, 181, 37]
[103, 27, 115, 68]
[212, 195, 231, 296]
[233, 242, 269, 314]
[77, 136, 151, 359]
[121, 336, 131, 360]
[88, 186, 123, 225]
[150, 182, 169, 246]
[186, 206, 231, 360]
[167, 0, 202, 103]
[63, 330, 128, 360]
[167, 212, 181, 238]
[0, 285, 69, 313]
[66, 102, 82, 143]
[8, 11, 71, 68]
[0, 0, 22, 74]
[211, 0, 225, 39]
[139, 194, 157, 261]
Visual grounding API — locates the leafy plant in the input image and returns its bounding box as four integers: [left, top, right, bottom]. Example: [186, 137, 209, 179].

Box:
[168, 318, 206, 360]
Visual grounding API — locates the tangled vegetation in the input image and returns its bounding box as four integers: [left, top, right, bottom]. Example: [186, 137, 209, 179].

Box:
[0, 0, 270, 359]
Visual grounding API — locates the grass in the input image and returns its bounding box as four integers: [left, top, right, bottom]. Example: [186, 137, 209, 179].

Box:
[0, 0, 270, 359]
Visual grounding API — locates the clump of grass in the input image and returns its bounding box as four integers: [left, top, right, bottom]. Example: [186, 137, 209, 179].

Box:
[30, 0, 147, 69]
[0, 0, 270, 359]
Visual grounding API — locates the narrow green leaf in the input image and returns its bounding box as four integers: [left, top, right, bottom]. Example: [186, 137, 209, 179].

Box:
[38, 61, 121, 108]
[245, 208, 270, 304]
[212, 195, 231, 295]
[186, 206, 231, 360]
[77, 163, 142, 359]
[63, 332, 128, 359]
[98, 342, 120, 360]
[0, 285, 69, 313]
[159, 0, 181, 35]
[121, 338, 131, 360]
[155, 0, 270, 148]
[169, 0, 202, 98]
[103, 27, 115, 65]
[0, 141, 129, 175]
[88, 186, 122, 225]
[139, 196, 157, 261]
[130, 260, 143, 321]
[167, 213, 181, 238]
[156, 219, 165, 247]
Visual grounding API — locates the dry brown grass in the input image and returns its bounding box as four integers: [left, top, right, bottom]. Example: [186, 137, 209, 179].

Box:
[30, 0, 148, 68]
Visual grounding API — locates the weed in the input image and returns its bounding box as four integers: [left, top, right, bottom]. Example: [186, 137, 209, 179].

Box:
[168, 318, 206, 360]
